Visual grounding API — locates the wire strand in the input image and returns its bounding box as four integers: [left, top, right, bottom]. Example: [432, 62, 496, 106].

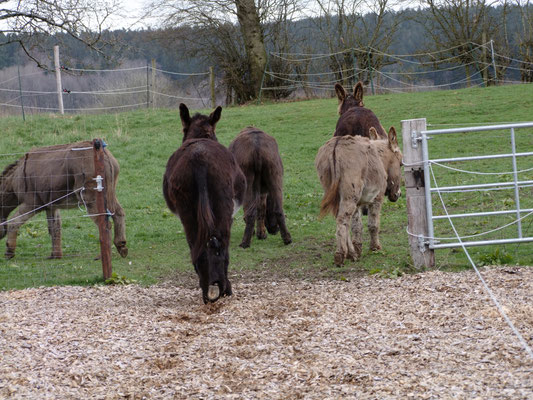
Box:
[429, 164, 533, 361]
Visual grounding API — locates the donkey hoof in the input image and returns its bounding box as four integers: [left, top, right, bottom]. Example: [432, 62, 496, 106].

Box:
[48, 254, 63, 260]
[5, 251, 15, 260]
[370, 244, 382, 252]
[257, 231, 267, 240]
[239, 242, 250, 249]
[346, 251, 358, 261]
[117, 246, 129, 258]
[334, 252, 345, 267]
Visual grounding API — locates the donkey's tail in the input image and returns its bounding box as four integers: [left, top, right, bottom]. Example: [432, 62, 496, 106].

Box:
[319, 179, 340, 219]
[191, 163, 215, 264]
[318, 137, 343, 219]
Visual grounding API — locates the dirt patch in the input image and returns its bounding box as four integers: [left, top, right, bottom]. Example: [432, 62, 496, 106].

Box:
[1, 267, 532, 399]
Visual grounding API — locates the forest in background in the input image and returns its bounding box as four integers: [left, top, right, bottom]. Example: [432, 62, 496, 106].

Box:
[0, 3, 532, 112]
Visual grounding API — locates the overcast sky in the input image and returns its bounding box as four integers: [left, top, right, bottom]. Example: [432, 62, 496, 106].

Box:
[113, 0, 152, 29]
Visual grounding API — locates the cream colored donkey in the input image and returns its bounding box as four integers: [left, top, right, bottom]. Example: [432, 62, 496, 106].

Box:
[315, 127, 403, 266]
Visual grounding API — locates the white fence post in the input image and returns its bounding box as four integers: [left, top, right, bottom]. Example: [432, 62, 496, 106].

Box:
[402, 118, 435, 269]
[54, 46, 64, 115]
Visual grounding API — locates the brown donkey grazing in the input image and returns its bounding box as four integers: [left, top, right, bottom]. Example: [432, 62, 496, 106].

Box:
[229, 127, 292, 248]
[315, 127, 402, 266]
[334, 81, 387, 139]
[0, 141, 128, 259]
[163, 103, 246, 304]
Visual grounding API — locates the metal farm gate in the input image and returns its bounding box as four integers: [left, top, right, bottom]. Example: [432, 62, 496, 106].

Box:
[402, 119, 533, 269]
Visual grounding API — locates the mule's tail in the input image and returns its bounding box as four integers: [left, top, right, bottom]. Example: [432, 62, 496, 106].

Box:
[191, 163, 215, 264]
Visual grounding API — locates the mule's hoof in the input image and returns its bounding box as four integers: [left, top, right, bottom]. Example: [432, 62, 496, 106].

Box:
[334, 252, 345, 267]
[257, 231, 267, 240]
[48, 254, 63, 260]
[370, 244, 382, 252]
[239, 242, 250, 249]
[282, 235, 292, 245]
[5, 251, 14, 260]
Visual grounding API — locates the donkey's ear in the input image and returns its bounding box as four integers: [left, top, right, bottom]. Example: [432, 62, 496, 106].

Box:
[369, 127, 378, 140]
[209, 106, 222, 127]
[388, 126, 398, 148]
[334, 83, 346, 102]
[354, 81, 364, 103]
[179, 103, 191, 131]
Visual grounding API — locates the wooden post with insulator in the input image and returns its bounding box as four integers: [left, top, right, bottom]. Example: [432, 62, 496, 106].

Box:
[93, 139, 112, 280]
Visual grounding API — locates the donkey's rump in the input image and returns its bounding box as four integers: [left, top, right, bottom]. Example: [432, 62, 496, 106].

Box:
[229, 127, 292, 248]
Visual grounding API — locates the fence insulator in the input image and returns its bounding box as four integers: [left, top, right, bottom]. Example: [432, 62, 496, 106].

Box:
[93, 175, 104, 192]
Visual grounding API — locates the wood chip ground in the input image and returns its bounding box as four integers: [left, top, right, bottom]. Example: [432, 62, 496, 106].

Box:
[1, 266, 532, 399]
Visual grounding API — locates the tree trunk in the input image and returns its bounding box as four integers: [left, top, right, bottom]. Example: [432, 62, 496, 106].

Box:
[235, 0, 267, 101]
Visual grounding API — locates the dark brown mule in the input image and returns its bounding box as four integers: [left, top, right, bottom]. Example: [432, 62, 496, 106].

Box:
[315, 127, 402, 266]
[163, 103, 246, 304]
[229, 127, 292, 248]
[334, 81, 387, 139]
[0, 141, 128, 259]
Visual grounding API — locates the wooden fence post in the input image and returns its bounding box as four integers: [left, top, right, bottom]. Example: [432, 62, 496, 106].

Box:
[54, 46, 64, 115]
[210, 66, 216, 108]
[93, 139, 112, 280]
[402, 118, 435, 270]
[151, 58, 156, 109]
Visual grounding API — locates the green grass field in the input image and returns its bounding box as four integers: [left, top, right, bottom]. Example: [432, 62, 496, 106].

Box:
[1, 84, 532, 290]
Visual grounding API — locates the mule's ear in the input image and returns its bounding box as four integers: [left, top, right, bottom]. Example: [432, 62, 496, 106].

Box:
[179, 103, 191, 131]
[369, 127, 378, 140]
[388, 126, 398, 148]
[354, 81, 364, 103]
[334, 83, 346, 102]
[209, 106, 222, 127]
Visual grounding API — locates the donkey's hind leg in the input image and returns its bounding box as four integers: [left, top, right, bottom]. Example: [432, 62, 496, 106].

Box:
[268, 185, 292, 245]
[334, 196, 357, 266]
[256, 193, 267, 240]
[46, 208, 62, 259]
[240, 173, 257, 249]
[110, 199, 128, 257]
[349, 207, 363, 260]
[5, 204, 36, 259]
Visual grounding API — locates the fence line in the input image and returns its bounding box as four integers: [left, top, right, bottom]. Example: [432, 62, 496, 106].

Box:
[1, 41, 532, 116]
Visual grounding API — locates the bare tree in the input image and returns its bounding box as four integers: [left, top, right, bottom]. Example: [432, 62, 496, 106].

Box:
[416, 0, 511, 85]
[148, 0, 305, 103]
[0, 0, 122, 68]
[516, 0, 533, 82]
[309, 0, 404, 88]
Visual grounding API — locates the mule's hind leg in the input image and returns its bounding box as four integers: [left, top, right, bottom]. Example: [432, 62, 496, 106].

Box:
[349, 207, 363, 260]
[368, 197, 383, 251]
[5, 204, 36, 259]
[46, 208, 62, 259]
[334, 197, 357, 266]
[256, 193, 267, 240]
